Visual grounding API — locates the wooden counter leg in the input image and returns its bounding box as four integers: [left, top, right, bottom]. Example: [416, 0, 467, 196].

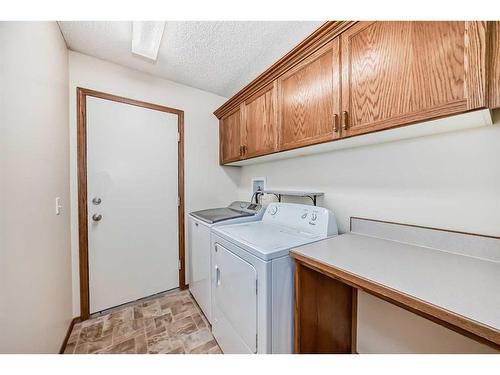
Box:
[351, 288, 358, 354]
[294, 260, 302, 354]
[294, 260, 354, 353]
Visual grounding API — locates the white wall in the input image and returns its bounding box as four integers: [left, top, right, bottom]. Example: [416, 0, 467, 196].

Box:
[68, 52, 240, 317]
[66, 42, 499, 354]
[237, 114, 500, 353]
[0, 22, 72, 353]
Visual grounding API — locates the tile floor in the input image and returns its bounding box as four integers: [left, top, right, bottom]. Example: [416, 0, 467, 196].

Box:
[64, 289, 222, 354]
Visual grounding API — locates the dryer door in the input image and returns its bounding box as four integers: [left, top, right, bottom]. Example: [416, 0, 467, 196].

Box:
[213, 243, 257, 353]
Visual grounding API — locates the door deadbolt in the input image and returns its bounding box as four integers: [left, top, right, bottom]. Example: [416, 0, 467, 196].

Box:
[92, 197, 102, 205]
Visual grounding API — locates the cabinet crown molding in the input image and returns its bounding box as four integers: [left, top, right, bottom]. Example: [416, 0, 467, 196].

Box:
[213, 21, 355, 119]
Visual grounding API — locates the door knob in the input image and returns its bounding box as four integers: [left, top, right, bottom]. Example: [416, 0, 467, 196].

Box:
[92, 197, 102, 205]
[92, 214, 102, 222]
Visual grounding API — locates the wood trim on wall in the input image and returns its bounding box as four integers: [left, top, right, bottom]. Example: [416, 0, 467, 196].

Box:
[214, 21, 356, 119]
[177, 110, 186, 289]
[76, 87, 186, 321]
[59, 317, 81, 354]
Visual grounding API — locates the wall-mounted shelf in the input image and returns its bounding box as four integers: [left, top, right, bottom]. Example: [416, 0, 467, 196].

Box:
[263, 190, 324, 206]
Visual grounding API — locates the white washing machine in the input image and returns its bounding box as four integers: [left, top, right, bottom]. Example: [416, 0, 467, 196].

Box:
[188, 201, 264, 323]
[211, 202, 338, 353]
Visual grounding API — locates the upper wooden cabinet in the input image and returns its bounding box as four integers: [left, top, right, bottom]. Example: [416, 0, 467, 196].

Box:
[278, 39, 341, 150]
[215, 21, 496, 165]
[241, 82, 278, 158]
[219, 108, 242, 164]
[340, 21, 488, 136]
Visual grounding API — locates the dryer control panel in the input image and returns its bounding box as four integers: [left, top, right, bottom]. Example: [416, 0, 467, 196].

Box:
[262, 203, 338, 236]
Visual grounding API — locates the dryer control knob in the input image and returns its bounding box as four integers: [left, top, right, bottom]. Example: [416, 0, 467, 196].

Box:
[269, 206, 278, 215]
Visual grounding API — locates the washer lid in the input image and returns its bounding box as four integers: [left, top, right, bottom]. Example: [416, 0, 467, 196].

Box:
[190, 207, 253, 224]
[214, 221, 325, 261]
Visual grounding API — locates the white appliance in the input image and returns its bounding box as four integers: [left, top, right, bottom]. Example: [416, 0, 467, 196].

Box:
[188, 201, 264, 323]
[211, 202, 338, 353]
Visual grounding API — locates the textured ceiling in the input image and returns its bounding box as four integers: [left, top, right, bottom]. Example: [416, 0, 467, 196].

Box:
[58, 21, 323, 98]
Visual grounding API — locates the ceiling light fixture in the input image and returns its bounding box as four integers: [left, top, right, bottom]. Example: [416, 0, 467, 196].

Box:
[131, 21, 166, 61]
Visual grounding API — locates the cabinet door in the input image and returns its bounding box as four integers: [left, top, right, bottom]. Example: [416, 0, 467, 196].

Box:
[490, 21, 500, 109]
[341, 21, 488, 137]
[242, 82, 278, 158]
[278, 38, 341, 151]
[219, 108, 242, 164]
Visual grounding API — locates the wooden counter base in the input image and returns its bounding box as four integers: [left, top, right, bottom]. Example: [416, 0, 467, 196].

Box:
[294, 261, 356, 353]
[291, 253, 500, 353]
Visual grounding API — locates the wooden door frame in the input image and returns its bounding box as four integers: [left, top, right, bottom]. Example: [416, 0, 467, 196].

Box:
[77, 87, 186, 321]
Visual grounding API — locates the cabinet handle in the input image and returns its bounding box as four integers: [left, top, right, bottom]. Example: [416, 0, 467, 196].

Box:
[333, 114, 339, 132]
[243, 145, 247, 155]
[239, 145, 243, 156]
[215, 265, 221, 286]
[342, 111, 349, 131]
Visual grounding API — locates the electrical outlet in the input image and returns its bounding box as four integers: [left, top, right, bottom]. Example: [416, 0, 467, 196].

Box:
[55, 197, 62, 215]
[251, 177, 266, 195]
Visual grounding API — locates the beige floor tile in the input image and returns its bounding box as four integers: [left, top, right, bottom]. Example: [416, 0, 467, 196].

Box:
[192, 313, 207, 329]
[134, 334, 148, 354]
[112, 318, 144, 343]
[98, 337, 135, 354]
[63, 341, 76, 354]
[87, 334, 113, 353]
[64, 289, 221, 355]
[103, 308, 134, 331]
[182, 328, 214, 352]
[167, 346, 186, 354]
[189, 339, 220, 354]
[153, 312, 173, 328]
[166, 316, 198, 336]
[147, 335, 184, 354]
[145, 323, 167, 339]
[74, 342, 89, 354]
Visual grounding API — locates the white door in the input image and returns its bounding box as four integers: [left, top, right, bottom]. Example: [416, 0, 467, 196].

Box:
[213, 243, 257, 353]
[87, 96, 179, 313]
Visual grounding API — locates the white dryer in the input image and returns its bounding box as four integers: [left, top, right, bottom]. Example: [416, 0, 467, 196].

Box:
[211, 202, 338, 353]
[188, 201, 263, 323]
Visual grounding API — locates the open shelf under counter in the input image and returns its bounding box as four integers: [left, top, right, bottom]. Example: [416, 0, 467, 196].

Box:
[290, 217, 500, 353]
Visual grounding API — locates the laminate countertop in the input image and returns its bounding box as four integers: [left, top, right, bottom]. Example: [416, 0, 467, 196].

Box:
[290, 232, 500, 342]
